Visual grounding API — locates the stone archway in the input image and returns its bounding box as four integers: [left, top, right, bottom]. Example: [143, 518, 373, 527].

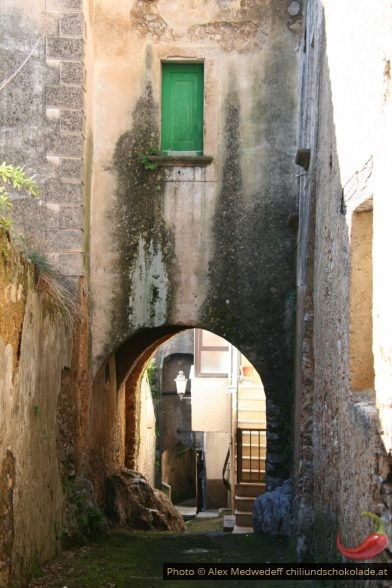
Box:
[88, 317, 294, 510]
[87, 326, 190, 501]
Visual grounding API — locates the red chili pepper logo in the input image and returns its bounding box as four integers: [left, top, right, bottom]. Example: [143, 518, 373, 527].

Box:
[337, 512, 388, 560]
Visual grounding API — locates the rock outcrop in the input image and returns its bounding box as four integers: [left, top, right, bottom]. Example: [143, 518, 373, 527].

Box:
[105, 469, 185, 532]
[252, 479, 292, 536]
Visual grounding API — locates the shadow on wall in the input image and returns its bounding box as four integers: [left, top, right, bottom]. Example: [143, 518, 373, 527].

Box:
[202, 74, 297, 489]
[162, 445, 196, 504]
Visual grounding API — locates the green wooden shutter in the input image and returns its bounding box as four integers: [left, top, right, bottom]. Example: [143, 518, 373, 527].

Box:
[161, 63, 204, 155]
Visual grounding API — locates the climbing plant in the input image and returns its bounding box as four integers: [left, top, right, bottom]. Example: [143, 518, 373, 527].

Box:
[0, 162, 39, 230]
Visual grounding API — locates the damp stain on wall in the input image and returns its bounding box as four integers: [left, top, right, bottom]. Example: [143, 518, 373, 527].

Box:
[111, 82, 176, 342]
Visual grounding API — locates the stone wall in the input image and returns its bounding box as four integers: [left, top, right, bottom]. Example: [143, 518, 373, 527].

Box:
[0, 232, 73, 586]
[292, 0, 321, 559]
[294, 0, 392, 568]
[88, 0, 302, 489]
[0, 0, 85, 277]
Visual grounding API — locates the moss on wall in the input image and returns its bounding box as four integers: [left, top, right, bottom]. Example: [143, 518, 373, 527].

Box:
[201, 86, 244, 341]
[111, 81, 176, 344]
[201, 73, 297, 485]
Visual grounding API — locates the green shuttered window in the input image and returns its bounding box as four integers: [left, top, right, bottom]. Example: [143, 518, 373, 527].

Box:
[161, 63, 204, 155]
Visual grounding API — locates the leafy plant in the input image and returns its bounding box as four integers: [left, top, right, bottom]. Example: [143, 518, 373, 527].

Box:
[0, 162, 39, 231]
[136, 146, 160, 171]
[146, 357, 160, 412]
[0, 162, 39, 195]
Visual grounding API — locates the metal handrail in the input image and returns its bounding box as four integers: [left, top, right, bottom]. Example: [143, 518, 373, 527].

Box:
[222, 447, 231, 492]
[236, 428, 266, 484]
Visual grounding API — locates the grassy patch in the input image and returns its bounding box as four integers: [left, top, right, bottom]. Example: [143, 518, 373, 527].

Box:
[27, 530, 306, 588]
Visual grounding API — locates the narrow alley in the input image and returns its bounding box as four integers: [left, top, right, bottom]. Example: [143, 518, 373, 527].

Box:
[2, 1, 392, 587]
[28, 522, 299, 588]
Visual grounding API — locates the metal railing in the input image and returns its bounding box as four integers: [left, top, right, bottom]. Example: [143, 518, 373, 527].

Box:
[222, 447, 231, 492]
[236, 428, 266, 484]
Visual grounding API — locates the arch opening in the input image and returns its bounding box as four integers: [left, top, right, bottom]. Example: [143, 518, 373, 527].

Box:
[89, 322, 291, 534]
[133, 328, 267, 530]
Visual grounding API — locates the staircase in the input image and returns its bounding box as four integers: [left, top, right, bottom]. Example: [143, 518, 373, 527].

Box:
[233, 382, 266, 532]
[234, 482, 266, 529]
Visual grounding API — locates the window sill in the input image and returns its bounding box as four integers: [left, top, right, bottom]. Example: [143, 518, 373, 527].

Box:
[147, 155, 213, 167]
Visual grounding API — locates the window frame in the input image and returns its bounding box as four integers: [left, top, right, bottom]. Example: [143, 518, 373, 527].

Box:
[160, 61, 205, 156]
[194, 329, 229, 378]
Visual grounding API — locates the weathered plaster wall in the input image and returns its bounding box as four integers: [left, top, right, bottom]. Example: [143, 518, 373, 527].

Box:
[295, 0, 392, 566]
[204, 431, 230, 509]
[135, 373, 156, 486]
[191, 378, 231, 433]
[89, 0, 302, 487]
[0, 234, 73, 586]
[0, 0, 86, 277]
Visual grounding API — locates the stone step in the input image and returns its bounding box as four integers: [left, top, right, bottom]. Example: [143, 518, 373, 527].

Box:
[237, 396, 265, 405]
[235, 482, 266, 497]
[237, 413, 265, 418]
[237, 399, 265, 409]
[238, 385, 264, 392]
[238, 384, 264, 392]
[235, 495, 256, 512]
[232, 525, 254, 534]
[223, 514, 235, 532]
[237, 410, 266, 421]
[238, 474, 266, 483]
[237, 419, 267, 428]
[237, 392, 266, 410]
[235, 510, 253, 527]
